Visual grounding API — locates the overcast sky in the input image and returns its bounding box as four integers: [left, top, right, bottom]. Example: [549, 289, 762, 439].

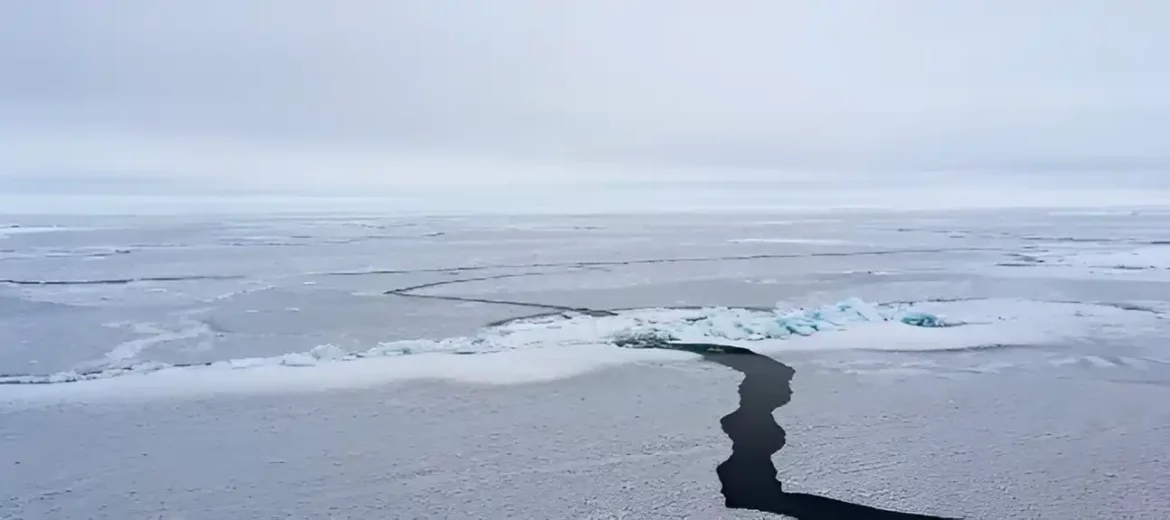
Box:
[2, 1, 1169, 196]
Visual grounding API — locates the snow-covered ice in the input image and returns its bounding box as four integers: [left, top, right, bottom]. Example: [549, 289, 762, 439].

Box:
[1, 294, 1163, 405]
[728, 237, 852, 245]
[3, 209, 1170, 519]
[4, 298, 950, 397]
[1054, 246, 1170, 270]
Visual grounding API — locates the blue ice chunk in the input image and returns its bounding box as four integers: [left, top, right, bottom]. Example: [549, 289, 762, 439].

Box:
[761, 298, 950, 340]
[783, 319, 818, 336]
[900, 311, 946, 328]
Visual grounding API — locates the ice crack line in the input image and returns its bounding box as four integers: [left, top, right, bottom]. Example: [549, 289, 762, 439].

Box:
[374, 247, 1001, 318]
[384, 271, 617, 316]
[0, 275, 246, 286]
[2, 248, 995, 287]
[658, 342, 961, 519]
[384, 271, 554, 294]
[328, 247, 1001, 277]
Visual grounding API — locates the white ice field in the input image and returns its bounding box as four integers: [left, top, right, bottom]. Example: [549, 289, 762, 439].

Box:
[3, 207, 1170, 519]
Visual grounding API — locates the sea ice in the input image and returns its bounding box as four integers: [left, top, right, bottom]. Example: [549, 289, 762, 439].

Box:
[0, 297, 1161, 405]
[1063, 246, 1170, 270]
[279, 353, 318, 367]
[0, 298, 946, 388]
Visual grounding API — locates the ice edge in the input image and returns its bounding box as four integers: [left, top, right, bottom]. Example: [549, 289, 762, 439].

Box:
[0, 298, 948, 386]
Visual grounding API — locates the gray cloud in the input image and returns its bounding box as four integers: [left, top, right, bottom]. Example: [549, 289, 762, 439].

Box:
[2, 1, 1169, 193]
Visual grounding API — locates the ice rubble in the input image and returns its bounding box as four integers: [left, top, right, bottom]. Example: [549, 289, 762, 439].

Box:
[606, 297, 949, 346]
[0, 298, 950, 385]
[2, 297, 1164, 405]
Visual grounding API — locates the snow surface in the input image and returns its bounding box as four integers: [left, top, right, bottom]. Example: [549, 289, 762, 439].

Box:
[1055, 246, 1170, 270]
[0, 225, 97, 237]
[2, 297, 1161, 406]
[9, 362, 1168, 520]
[728, 237, 851, 245]
[3, 210, 1170, 519]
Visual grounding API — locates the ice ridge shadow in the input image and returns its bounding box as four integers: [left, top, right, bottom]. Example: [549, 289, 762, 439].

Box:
[635, 340, 962, 519]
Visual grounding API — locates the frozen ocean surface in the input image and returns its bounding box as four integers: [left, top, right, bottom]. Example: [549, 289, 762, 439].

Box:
[3, 208, 1170, 519]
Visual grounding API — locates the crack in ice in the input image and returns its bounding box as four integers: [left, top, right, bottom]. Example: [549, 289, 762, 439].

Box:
[662, 341, 960, 519]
